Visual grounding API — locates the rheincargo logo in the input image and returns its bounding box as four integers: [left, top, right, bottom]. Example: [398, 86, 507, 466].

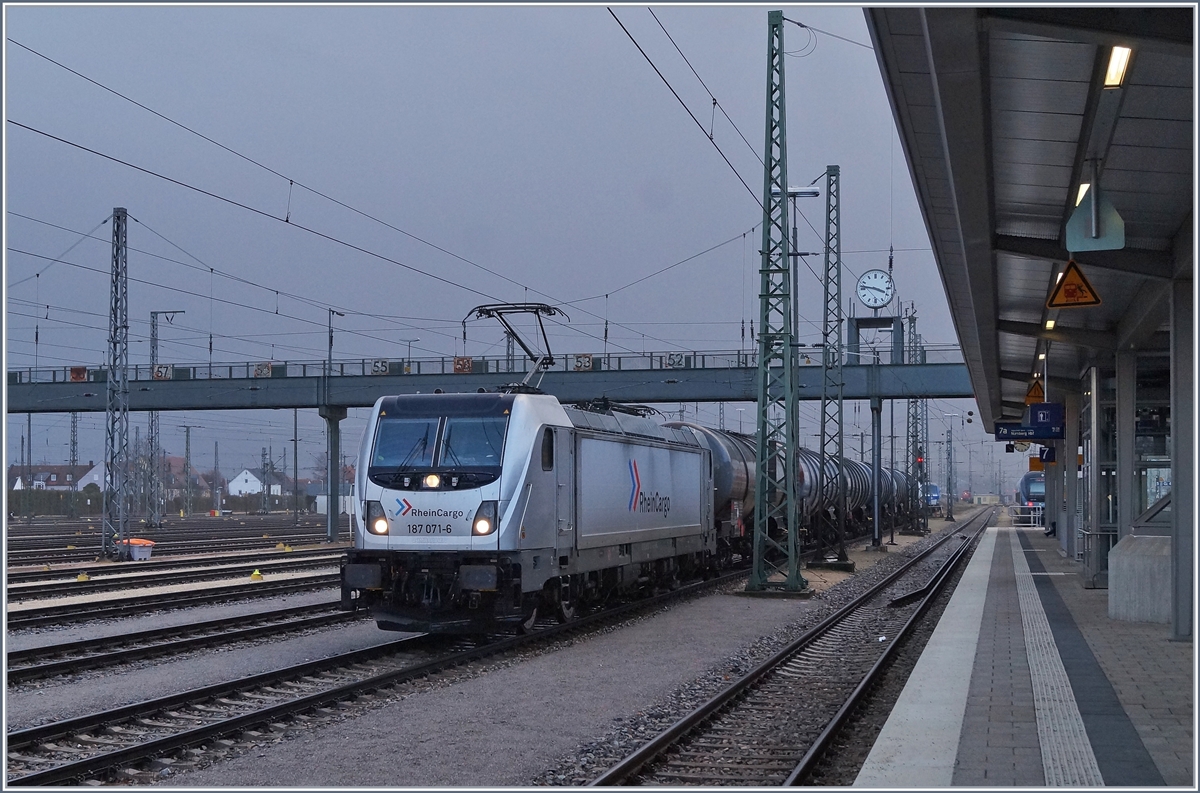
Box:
[395, 498, 464, 520]
[628, 459, 670, 515]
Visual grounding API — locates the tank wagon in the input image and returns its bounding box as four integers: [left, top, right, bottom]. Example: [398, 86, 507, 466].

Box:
[340, 392, 917, 633]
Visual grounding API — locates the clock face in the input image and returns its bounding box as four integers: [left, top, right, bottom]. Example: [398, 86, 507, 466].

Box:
[856, 269, 894, 309]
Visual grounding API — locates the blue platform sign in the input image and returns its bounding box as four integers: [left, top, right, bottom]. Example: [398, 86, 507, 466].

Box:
[1024, 402, 1064, 428]
[994, 422, 1065, 440]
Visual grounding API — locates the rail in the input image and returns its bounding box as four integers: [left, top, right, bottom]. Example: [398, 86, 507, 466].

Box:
[589, 508, 994, 786]
[5, 567, 749, 785]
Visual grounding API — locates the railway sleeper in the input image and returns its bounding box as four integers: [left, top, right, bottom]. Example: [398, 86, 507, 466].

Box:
[664, 758, 798, 769]
[36, 742, 89, 754]
[71, 734, 126, 748]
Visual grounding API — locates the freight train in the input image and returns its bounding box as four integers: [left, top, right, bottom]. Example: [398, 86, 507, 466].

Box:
[340, 391, 918, 633]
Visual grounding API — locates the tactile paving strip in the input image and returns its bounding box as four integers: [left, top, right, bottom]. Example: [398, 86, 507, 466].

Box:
[1010, 532, 1104, 786]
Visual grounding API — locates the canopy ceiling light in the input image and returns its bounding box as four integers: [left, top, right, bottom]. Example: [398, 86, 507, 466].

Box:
[1105, 46, 1132, 87]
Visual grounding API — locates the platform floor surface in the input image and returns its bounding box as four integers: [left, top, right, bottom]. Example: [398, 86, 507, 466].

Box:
[856, 512, 1193, 787]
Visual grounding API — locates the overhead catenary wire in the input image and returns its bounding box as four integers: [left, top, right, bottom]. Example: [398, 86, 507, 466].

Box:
[6, 40, 738, 357]
[7, 246, 432, 353]
[563, 222, 758, 305]
[646, 8, 762, 166]
[606, 8, 762, 210]
[8, 211, 461, 348]
[8, 214, 111, 287]
[8, 121, 714, 358]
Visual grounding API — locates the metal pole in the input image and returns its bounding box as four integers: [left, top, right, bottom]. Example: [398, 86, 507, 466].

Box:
[103, 207, 130, 559]
[293, 409, 300, 526]
[26, 413, 33, 525]
[68, 411, 79, 518]
[889, 399, 895, 542]
[945, 422, 956, 521]
[213, 440, 220, 515]
[148, 310, 184, 528]
[184, 426, 192, 517]
[325, 308, 345, 544]
[747, 9, 803, 592]
[260, 447, 269, 514]
[149, 314, 160, 526]
[871, 396, 882, 547]
[818, 165, 847, 562]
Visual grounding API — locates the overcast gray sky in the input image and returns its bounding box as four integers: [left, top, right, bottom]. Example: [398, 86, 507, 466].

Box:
[4, 3, 1018, 492]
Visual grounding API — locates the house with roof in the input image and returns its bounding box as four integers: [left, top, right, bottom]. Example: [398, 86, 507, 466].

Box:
[161, 456, 210, 500]
[228, 468, 293, 497]
[7, 463, 96, 491]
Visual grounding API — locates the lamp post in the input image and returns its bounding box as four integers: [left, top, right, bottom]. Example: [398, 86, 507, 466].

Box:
[400, 337, 419, 373]
[325, 308, 345, 543]
[773, 185, 821, 379]
[939, 410, 974, 520]
[327, 309, 345, 382]
[148, 309, 184, 528]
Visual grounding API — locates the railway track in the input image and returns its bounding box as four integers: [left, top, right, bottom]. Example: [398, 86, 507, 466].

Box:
[6, 536, 339, 566]
[5, 517, 346, 565]
[5, 567, 749, 786]
[7, 603, 358, 685]
[6, 574, 341, 630]
[7, 555, 342, 600]
[6, 548, 342, 584]
[589, 508, 995, 786]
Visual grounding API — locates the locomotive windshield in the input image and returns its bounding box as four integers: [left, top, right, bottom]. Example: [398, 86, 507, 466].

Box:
[372, 417, 438, 469]
[440, 417, 507, 467]
[368, 413, 509, 487]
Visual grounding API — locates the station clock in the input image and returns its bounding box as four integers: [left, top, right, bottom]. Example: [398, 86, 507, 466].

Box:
[855, 269, 895, 309]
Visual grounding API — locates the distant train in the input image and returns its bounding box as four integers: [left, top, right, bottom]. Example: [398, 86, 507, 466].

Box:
[1016, 470, 1045, 507]
[340, 392, 919, 633]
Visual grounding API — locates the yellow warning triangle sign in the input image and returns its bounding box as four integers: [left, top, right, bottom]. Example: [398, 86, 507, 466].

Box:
[1047, 259, 1101, 308]
[1025, 380, 1045, 406]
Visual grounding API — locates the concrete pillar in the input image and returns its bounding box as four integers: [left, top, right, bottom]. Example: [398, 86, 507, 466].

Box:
[1170, 276, 1193, 640]
[320, 404, 347, 543]
[1062, 390, 1081, 559]
[1115, 350, 1137, 539]
[1044, 444, 1059, 533]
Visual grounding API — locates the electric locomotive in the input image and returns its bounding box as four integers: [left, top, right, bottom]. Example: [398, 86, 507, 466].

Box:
[340, 392, 720, 633]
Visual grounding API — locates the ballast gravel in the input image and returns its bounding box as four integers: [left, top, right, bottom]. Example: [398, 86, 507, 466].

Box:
[6, 590, 391, 732]
[155, 509, 985, 788]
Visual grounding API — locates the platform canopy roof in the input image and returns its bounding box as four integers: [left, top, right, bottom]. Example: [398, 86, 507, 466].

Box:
[865, 8, 1194, 429]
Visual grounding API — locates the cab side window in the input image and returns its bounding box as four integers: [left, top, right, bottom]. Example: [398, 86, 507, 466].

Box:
[541, 428, 554, 471]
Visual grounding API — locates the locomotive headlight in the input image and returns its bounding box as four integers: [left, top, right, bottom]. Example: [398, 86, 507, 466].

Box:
[423, 473, 441, 489]
[472, 500, 498, 536]
[366, 501, 389, 535]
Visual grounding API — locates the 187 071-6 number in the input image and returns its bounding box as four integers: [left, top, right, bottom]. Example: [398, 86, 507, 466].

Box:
[407, 523, 453, 535]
